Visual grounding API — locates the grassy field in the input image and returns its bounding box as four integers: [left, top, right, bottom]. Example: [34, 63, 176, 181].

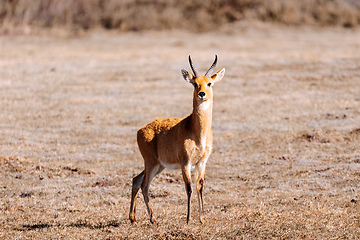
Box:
[1, 24, 360, 239]
[1, 0, 360, 34]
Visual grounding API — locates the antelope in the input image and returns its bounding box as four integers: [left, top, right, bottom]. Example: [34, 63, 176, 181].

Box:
[129, 55, 225, 224]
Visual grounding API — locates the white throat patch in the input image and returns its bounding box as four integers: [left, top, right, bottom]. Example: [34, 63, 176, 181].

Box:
[198, 100, 211, 112]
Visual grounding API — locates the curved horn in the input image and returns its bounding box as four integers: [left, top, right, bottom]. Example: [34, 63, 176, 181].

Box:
[204, 55, 218, 77]
[188, 55, 200, 78]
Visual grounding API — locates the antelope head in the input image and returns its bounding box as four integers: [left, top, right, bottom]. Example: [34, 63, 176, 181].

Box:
[181, 55, 225, 103]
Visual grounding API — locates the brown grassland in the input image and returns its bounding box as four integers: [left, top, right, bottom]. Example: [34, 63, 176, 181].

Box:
[0, 2, 360, 238]
[1, 0, 360, 34]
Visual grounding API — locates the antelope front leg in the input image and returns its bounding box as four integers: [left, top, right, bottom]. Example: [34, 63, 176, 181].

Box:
[196, 163, 206, 223]
[182, 164, 192, 224]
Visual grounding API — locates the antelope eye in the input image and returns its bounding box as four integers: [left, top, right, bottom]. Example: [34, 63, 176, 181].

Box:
[193, 82, 198, 88]
[207, 82, 212, 87]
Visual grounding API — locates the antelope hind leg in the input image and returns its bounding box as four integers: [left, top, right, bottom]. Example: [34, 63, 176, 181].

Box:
[129, 170, 145, 223]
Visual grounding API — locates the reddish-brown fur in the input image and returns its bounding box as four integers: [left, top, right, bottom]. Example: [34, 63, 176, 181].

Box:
[129, 57, 225, 224]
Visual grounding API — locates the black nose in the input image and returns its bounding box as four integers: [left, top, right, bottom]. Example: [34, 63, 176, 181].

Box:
[198, 92, 206, 98]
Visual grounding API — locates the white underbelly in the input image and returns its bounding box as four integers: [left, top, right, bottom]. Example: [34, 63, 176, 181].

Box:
[160, 160, 199, 170]
[159, 161, 181, 170]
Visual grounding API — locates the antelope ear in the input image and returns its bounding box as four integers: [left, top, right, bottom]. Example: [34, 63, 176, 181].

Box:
[181, 69, 194, 83]
[211, 68, 225, 83]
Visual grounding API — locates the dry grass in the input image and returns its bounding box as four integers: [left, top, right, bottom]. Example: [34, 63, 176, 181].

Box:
[0, 0, 360, 34]
[1, 24, 360, 239]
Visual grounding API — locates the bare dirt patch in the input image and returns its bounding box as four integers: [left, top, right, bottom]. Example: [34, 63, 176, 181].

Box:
[1, 25, 360, 239]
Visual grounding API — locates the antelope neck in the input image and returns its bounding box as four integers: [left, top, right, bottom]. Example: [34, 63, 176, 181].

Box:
[191, 99, 212, 143]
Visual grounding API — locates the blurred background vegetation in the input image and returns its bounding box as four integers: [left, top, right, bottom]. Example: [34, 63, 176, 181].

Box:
[0, 0, 359, 33]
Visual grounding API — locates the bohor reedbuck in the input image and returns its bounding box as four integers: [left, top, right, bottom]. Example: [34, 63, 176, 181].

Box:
[129, 55, 225, 224]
